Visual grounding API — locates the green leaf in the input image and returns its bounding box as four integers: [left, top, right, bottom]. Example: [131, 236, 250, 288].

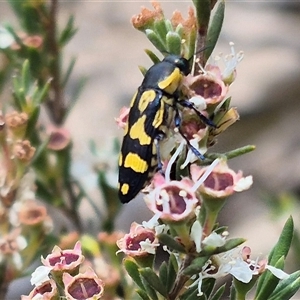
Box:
[229, 283, 236, 300]
[214, 226, 228, 235]
[59, 15, 78, 46]
[268, 271, 300, 300]
[164, 19, 174, 33]
[183, 256, 210, 276]
[193, 0, 211, 33]
[255, 217, 294, 297]
[166, 31, 182, 55]
[158, 261, 168, 288]
[153, 19, 169, 43]
[34, 79, 51, 106]
[210, 284, 226, 300]
[204, 0, 225, 62]
[201, 238, 246, 256]
[157, 233, 186, 253]
[180, 284, 200, 300]
[25, 106, 40, 139]
[21, 59, 31, 94]
[144, 49, 161, 64]
[124, 259, 145, 291]
[62, 57, 76, 88]
[140, 267, 167, 298]
[167, 253, 178, 292]
[140, 275, 159, 300]
[136, 289, 151, 300]
[255, 256, 285, 300]
[63, 76, 88, 121]
[145, 29, 167, 54]
[201, 278, 215, 298]
[233, 277, 257, 300]
[269, 216, 294, 264]
[138, 65, 148, 76]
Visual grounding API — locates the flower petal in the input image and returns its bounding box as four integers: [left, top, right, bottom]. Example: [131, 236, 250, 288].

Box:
[266, 265, 289, 280]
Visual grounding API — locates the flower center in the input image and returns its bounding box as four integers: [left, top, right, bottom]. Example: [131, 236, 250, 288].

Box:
[204, 172, 234, 190]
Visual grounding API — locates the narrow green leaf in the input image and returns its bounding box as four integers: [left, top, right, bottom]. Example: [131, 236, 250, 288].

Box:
[201, 238, 246, 256]
[138, 65, 148, 76]
[124, 259, 145, 290]
[181, 285, 200, 300]
[59, 15, 78, 46]
[204, 0, 225, 62]
[175, 23, 183, 36]
[140, 275, 159, 300]
[166, 31, 182, 55]
[255, 256, 285, 300]
[158, 233, 186, 253]
[136, 289, 151, 300]
[233, 277, 257, 299]
[210, 284, 226, 300]
[167, 254, 177, 292]
[144, 49, 161, 64]
[165, 19, 174, 32]
[12, 78, 25, 111]
[256, 217, 294, 295]
[229, 283, 236, 300]
[268, 271, 300, 300]
[62, 57, 76, 88]
[25, 107, 40, 138]
[214, 226, 228, 235]
[269, 216, 294, 264]
[201, 278, 215, 298]
[158, 261, 168, 288]
[193, 0, 211, 32]
[145, 29, 167, 54]
[21, 59, 31, 93]
[64, 76, 88, 121]
[140, 267, 167, 297]
[183, 256, 210, 276]
[35, 79, 51, 105]
[153, 19, 168, 43]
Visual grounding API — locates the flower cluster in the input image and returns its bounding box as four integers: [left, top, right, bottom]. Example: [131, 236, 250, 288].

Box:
[22, 242, 105, 300]
[0, 109, 54, 284]
[113, 2, 298, 300]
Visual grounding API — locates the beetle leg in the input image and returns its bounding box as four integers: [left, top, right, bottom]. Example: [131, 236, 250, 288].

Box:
[174, 107, 206, 160]
[178, 99, 216, 127]
[154, 132, 165, 174]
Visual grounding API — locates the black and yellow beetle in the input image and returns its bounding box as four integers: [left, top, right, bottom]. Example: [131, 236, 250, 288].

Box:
[118, 54, 213, 203]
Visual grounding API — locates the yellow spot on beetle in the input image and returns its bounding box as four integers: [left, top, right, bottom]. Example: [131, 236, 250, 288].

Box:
[158, 68, 182, 94]
[129, 91, 138, 108]
[129, 115, 151, 145]
[119, 153, 123, 166]
[124, 153, 148, 173]
[152, 101, 164, 128]
[121, 183, 130, 195]
[138, 90, 156, 113]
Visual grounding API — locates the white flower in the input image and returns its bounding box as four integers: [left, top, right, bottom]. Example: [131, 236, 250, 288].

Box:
[190, 246, 290, 297]
[202, 232, 226, 248]
[0, 27, 14, 49]
[140, 238, 160, 255]
[265, 265, 289, 280]
[189, 96, 207, 110]
[190, 220, 202, 253]
[0, 234, 27, 270]
[234, 175, 253, 192]
[30, 266, 52, 286]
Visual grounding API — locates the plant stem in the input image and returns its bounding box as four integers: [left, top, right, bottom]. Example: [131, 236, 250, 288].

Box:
[46, 0, 66, 124]
[169, 254, 195, 300]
